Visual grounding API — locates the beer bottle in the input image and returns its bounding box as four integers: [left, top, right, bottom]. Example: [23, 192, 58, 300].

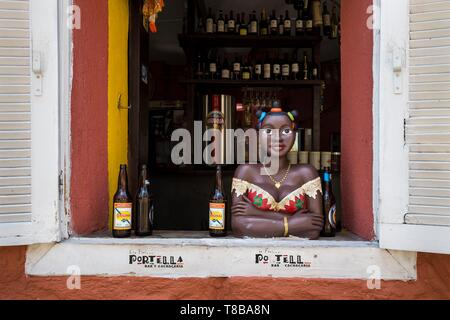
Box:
[321, 167, 337, 237]
[209, 166, 227, 237]
[134, 165, 154, 237]
[112, 164, 133, 238]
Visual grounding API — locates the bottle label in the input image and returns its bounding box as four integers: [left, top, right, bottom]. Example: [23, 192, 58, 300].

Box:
[113, 203, 132, 230]
[217, 21, 225, 32]
[255, 65, 262, 74]
[209, 202, 226, 230]
[273, 64, 281, 74]
[233, 63, 241, 72]
[278, 24, 284, 34]
[270, 20, 278, 28]
[228, 20, 235, 29]
[313, 68, 318, 77]
[242, 71, 250, 80]
[264, 64, 271, 78]
[324, 15, 331, 26]
[222, 69, 230, 79]
[260, 28, 268, 35]
[210, 63, 217, 73]
[282, 64, 290, 76]
[284, 20, 291, 29]
[296, 20, 304, 29]
[306, 20, 313, 29]
[250, 21, 258, 33]
[292, 63, 299, 73]
[206, 19, 214, 33]
[240, 28, 248, 36]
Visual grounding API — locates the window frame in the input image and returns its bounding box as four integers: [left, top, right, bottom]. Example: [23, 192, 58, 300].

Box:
[0, 0, 62, 246]
[376, 0, 450, 255]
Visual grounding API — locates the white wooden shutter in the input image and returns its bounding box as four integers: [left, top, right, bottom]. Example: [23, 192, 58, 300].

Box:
[379, 0, 450, 254]
[0, 0, 60, 246]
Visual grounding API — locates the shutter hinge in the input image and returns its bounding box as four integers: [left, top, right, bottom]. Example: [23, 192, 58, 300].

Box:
[403, 118, 406, 145]
[59, 170, 64, 200]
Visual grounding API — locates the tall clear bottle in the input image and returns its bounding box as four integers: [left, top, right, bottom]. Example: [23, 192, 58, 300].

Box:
[134, 165, 154, 237]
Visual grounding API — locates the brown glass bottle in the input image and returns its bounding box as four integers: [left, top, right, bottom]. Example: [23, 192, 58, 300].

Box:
[112, 164, 132, 238]
[134, 165, 154, 237]
[209, 166, 227, 237]
[321, 168, 336, 237]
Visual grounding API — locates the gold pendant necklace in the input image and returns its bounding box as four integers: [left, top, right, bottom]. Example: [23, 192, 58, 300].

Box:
[263, 164, 291, 189]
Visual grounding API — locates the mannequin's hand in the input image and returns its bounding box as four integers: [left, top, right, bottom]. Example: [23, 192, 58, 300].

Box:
[231, 196, 254, 217]
[288, 213, 323, 240]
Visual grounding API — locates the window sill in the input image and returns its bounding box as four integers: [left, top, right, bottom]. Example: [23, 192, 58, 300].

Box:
[25, 230, 417, 280]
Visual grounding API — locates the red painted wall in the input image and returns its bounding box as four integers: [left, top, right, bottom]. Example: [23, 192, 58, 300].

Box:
[0, 247, 449, 299]
[341, 0, 375, 240]
[70, 0, 109, 235]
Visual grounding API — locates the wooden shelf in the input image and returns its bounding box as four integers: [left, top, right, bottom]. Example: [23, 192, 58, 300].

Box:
[178, 33, 322, 49]
[181, 79, 323, 87]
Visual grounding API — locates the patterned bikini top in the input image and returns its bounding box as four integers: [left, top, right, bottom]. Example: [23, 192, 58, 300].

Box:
[232, 177, 323, 214]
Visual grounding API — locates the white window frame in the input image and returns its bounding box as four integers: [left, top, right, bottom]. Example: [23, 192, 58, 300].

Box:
[377, 0, 450, 255]
[24, 0, 427, 280]
[0, 0, 62, 246]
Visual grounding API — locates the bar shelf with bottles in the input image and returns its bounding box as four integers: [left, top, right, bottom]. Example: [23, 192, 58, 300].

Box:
[179, 0, 340, 157]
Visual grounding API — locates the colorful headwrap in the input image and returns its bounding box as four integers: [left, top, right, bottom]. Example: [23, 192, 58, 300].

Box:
[257, 108, 299, 130]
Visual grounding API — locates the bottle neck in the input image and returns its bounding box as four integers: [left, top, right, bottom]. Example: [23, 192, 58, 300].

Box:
[215, 166, 223, 193]
[139, 167, 148, 188]
[118, 167, 128, 192]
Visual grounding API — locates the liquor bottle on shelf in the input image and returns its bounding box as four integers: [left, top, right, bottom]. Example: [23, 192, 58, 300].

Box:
[217, 10, 225, 33]
[228, 10, 236, 33]
[270, 10, 278, 35]
[212, 13, 217, 33]
[254, 56, 263, 80]
[304, 1, 313, 35]
[278, 15, 284, 35]
[236, 13, 241, 34]
[321, 168, 337, 238]
[291, 50, 300, 80]
[224, 14, 229, 33]
[206, 7, 214, 33]
[239, 12, 248, 36]
[312, 0, 323, 30]
[208, 54, 218, 80]
[260, 9, 269, 36]
[272, 54, 281, 80]
[281, 53, 290, 80]
[330, 2, 338, 39]
[233, 55, 241, 80]
[322, 2, 331, 37]
[249, 10, 258, 35]
[112, 165, 132, 238]
[195, 52, 204, 79]
[197, 16, 205, 33]
[302, 51, 309, 80]
[134, 165, 154, 237]
[221, 55, 231, 80]
[295, 9, 304, 36]
[242, 56, 251, 80]
[284, 10, 292, 36]
[263, 53, 271, 80]
[209, 165, 227, 237]
[311, 60, 319, 80]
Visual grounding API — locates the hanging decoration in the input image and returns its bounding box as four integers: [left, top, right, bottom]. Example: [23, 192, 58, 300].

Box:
[142, 0, 165, 33]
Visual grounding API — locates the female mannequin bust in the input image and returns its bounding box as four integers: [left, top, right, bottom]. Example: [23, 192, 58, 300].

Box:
[231, 108, 324, 239]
